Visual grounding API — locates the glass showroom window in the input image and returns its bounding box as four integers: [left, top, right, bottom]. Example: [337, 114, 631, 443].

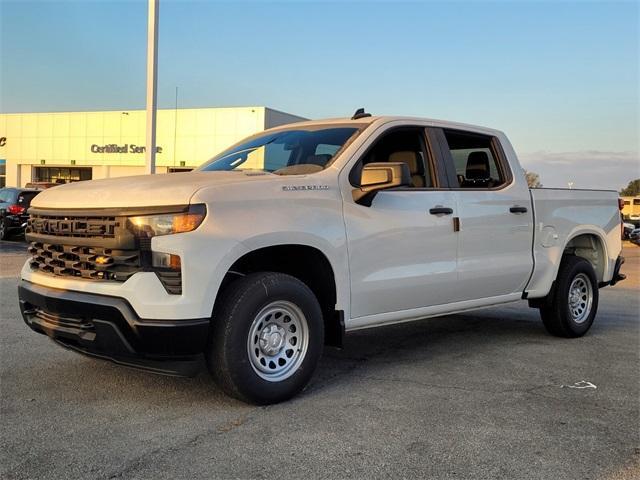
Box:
[33, 167, 92, 184]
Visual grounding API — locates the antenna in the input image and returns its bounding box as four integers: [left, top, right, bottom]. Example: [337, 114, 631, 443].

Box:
[351, 108, 372, 120]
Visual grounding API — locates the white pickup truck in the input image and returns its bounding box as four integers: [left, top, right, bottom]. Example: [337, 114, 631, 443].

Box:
[19, 112, 625, 404]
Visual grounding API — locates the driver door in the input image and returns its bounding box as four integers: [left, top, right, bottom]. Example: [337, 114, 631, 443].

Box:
[343, 126, 459, 319]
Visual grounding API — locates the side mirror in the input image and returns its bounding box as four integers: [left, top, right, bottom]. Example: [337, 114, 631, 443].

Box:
[352, 162, 411, 205]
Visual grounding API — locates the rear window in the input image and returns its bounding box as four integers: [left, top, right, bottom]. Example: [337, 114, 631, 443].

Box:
[17, 191, 39, 207]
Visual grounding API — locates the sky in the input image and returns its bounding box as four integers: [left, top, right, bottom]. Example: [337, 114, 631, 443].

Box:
[1, 0, 638, 189]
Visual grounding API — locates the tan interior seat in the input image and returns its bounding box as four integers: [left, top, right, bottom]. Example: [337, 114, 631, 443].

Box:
[389, 151, 425, 188]
[463, 151, 493, 187]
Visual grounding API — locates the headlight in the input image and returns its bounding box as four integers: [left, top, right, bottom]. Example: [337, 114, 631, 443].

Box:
[128, 204, 206, 238]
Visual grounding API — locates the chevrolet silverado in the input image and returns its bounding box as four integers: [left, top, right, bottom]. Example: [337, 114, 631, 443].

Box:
[19, 112, 625, 404]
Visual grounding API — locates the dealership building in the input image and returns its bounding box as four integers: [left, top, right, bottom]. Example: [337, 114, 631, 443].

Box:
[0, 106, 306, 188]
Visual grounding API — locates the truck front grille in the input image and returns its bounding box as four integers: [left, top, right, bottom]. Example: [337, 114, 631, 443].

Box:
[25, 208, 183, 294]
[28, 242, 140, 281]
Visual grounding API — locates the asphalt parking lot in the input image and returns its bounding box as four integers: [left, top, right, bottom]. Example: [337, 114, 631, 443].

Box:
[1, 238, 638, 480]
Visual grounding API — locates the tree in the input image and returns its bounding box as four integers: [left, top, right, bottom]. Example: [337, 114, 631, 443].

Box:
[524, 170, 543, 188]
[620, 179, 640, 196]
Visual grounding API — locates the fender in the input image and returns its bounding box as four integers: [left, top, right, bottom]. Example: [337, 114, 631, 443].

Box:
[526, 225, 613, 299]
[236, 232, 350, 315]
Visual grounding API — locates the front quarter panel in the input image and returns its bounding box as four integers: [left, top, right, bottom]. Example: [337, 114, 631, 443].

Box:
[188, 169, 349, 315]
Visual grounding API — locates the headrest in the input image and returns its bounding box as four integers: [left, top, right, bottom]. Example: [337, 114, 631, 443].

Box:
[305, 154, 332, 167]
[466, 151, 490, 180]
[389, 151, 419, 173]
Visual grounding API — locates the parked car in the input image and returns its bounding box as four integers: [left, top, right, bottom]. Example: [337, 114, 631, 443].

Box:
[0, 188, 42, 239]
[628, 215, 640, 227]
[19, 113, 625, 404]
[629, 228, 640, 246]
[620, 196, 640, 223]
[623, 222, 636, 240]
[24, 181, 63, 190]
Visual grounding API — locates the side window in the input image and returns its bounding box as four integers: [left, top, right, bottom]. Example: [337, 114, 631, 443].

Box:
[442, 129, 508, 189]
[359, 129, 433, 188]
[0, 189, 15, 203]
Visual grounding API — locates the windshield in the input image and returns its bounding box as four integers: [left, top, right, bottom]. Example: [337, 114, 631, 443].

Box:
[198, 126, 360, 175]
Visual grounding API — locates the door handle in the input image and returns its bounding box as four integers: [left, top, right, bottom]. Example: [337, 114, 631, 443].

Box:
[429, 207, 454, 215]
[510, 206, 528, 214]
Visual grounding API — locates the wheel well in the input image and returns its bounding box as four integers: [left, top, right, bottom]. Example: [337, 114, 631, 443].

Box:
[217, 245, 343, 347]
[563, 234, 606, 282]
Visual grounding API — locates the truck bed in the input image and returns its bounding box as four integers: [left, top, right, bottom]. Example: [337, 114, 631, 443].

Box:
[525, 188, 622, 298]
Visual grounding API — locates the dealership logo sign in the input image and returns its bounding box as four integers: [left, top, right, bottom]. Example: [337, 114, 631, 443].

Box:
[0, 137, 6, 147]
[91, 144, 163, 154]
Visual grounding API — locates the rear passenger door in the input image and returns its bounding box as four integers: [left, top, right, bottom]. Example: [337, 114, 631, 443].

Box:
[435, 128, 534, 301]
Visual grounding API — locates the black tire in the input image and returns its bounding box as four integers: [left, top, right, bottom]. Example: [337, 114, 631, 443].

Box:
[0, 218, 8, 240]
[206, 272, 324, 405]
[540, 256, 599, 338]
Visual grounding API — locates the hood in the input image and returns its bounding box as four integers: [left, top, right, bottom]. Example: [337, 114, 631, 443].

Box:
[30, 171, 271, 209]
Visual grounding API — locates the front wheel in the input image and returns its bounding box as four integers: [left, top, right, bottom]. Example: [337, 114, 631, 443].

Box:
[539, 255, 599, 338]
[206, 272, 324, 404]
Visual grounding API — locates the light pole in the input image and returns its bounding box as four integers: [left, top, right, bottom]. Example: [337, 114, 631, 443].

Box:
[119, 112, 129, 150]
[173, 86, 178, 170]
[145, 0, 159, 174]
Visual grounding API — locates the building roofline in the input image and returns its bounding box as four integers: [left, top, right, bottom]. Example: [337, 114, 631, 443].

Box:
[264, 107, 309, 121]
[0, 106, 291, 115]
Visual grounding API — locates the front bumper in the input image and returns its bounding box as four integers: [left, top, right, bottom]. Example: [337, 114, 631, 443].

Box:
[19, 280, 210, 376]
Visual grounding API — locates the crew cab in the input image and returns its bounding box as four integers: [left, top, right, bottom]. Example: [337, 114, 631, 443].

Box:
[18, 113, 625, 404]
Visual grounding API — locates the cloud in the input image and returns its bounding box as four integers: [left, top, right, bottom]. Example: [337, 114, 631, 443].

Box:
[518, 150, 640, 191]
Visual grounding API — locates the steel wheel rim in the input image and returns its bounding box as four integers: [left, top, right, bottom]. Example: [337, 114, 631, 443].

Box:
[568, 273, 593, 324]
[247, 300, 309, 382]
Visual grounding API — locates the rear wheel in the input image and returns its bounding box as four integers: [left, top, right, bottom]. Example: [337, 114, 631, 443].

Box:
[540, 256, 599, 338]
[206, 272, 324, 404]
